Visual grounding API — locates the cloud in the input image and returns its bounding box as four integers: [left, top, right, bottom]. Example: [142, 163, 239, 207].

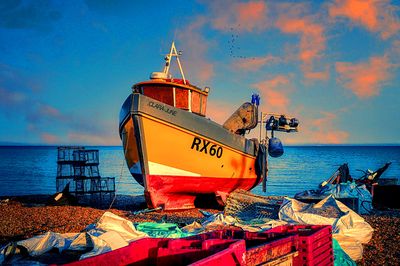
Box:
[275, 3, 328, 81]
[0, 62, 118, 145]
[336, 55, 393, 98]
[38, 104, 62, 118]
[233, 55, 281, 71]
[329, 0, 400, 40]
[0, 63, 40, 116]
[302, 65, 330, 81]
[285, 111, 349, 144]
[68, 131, 120, 146]
[0, 0, 61, 30]
[0, 87, 26, 107]
[41, 133, 59, 144]
[252, 75, 292, 113]
[84, 0, 132, 11]
[309, 112, 349, 144]
[177, 17, 214, 84]
[0, 63, 42, 92]
[388, 39, 400, 63]
[206, 100, 239, 124]
[25, 103, 67, 124]
[207, 0, 269, 32]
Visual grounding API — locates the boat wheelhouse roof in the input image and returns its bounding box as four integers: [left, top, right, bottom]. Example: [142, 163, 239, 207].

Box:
[133, 79, 208, 96]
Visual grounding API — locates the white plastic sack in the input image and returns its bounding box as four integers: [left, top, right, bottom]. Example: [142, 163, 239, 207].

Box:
[80, 230, 129, 260]
[90, 211, 147, 242]
[2, 212, 148, 261]
[17, 232, 77, 257]
[279, 195, 373, 261]
[181, 221, 204, 235]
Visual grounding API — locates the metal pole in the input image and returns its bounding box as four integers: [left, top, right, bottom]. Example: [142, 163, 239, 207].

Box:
[262, 144, 267, 192]
[163, 42, 175, 74]
[259, 112, 263, 141]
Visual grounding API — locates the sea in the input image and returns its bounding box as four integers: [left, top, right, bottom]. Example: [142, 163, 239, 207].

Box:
[0, 145, 399, 198]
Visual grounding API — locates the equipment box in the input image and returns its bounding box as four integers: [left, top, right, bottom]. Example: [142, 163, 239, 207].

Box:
[372, 184, 400, 209]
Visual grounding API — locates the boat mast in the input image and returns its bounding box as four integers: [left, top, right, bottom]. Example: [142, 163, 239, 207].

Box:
[163, 42, 187, 85]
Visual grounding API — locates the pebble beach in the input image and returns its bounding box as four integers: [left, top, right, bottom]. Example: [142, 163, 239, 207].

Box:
[0, 195, 399, 265]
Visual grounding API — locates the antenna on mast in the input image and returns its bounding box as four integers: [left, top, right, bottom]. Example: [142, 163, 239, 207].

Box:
[163, 42, 187, 85]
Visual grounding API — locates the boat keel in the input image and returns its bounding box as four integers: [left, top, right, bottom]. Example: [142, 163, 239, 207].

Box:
[145, 191, 196, 210]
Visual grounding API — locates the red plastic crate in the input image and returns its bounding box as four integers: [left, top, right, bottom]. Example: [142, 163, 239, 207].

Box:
[267, 225, 333, 266]
[193, 240, 245, 266]
[185, 229, 298, 266]
[187, 225, 333, 266]
[63, 237, 246, 266]
[263, 251, 298, 266]
[157, 239, 246, 266]
[62, 238, 166, 266]
[244, 235, 298, 266]
[182, 239, 246, 266]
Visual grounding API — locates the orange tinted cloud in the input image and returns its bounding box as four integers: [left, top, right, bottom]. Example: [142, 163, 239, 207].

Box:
[312, 130, 349, 144]
[177, 17, 214, 84]
[234, 55, 280, 71]
[389, 39, 400, 62]
[310, 112, 349, 144]
[285, 112, 349, 144]
[336, 56, 393, 98]
[206, 100, 238, 124]
[68, 132, 120, 146]
[41, 133, 59, 144]
[38, 104, 62, 119]
[275, 3, 328, 80]
[0, 88, 26, 106]
[209, 1, 269, 32]
[393, 40, 400, 53]
[329, 0, 400, 39]
[253, 75, 291, 113]
[302, 65, 330, 81]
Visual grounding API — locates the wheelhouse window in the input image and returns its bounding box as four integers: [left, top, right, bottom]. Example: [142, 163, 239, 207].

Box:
[137, 83, 207, 117]
[141, 85, 174, 106]
[175, 87, 189, 110]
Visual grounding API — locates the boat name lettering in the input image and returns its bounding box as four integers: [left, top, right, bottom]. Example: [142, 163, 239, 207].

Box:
[191, 137, 223, 158]
[148, 101, 177, 116]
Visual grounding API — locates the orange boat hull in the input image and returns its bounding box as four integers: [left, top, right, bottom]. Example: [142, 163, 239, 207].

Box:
[119, 93, 263, 209]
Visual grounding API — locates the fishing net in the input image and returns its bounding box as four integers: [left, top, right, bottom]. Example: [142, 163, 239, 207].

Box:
[224, 189, 283, 222]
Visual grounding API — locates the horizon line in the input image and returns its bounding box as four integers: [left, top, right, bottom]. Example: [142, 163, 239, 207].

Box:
[1, 143, 399, 147]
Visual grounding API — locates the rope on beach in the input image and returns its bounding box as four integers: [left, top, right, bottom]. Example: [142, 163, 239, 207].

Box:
[106, 158, 125, 210]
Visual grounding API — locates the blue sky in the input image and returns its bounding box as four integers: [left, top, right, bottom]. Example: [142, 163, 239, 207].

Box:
[0, 0, 399, 145]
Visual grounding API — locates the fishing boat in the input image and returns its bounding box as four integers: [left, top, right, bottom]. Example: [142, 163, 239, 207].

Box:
[119, 42, 297, 210]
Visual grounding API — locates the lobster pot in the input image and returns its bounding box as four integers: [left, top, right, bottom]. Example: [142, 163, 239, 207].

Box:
[55, 146, 115, 206]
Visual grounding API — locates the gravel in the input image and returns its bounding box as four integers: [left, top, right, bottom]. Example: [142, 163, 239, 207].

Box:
[359, 210, 400, 265]
[0, 195, 399, 265]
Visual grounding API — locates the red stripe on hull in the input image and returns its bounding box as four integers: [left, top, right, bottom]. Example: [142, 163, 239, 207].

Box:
[144, 175, 259, 210]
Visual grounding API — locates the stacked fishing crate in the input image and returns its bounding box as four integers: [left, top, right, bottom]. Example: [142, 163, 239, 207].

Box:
[65, 237, 246, 266]
[66, 224, 333, 266]
[267, 225, 334, 265]
[188, 225, 333, 266]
